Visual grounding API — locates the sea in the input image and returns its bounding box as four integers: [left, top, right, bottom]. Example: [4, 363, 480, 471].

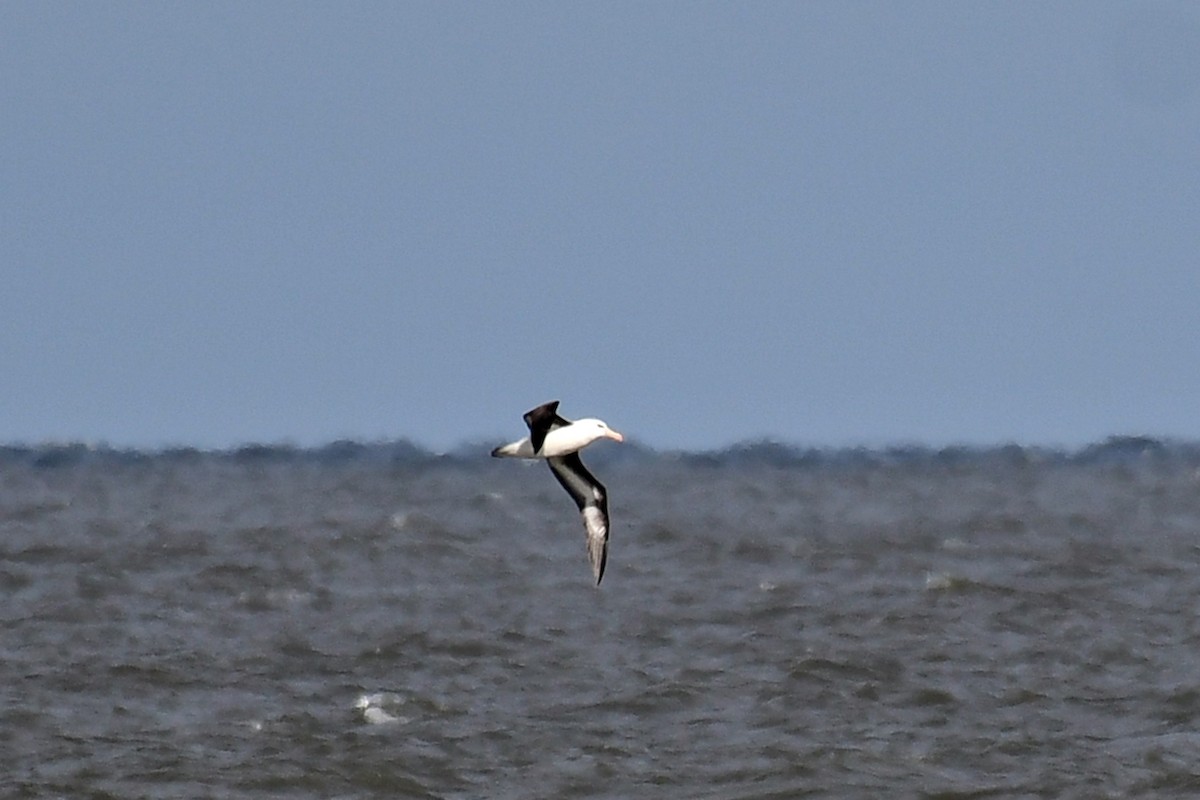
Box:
[4, 436, 1200, 799]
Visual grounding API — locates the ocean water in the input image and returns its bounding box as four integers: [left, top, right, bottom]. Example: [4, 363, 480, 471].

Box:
[4, 439, 1200, 798]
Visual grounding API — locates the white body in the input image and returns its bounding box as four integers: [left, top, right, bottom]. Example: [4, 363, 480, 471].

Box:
[493, 418, 623, 459]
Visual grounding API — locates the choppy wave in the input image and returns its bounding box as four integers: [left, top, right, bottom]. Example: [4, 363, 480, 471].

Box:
[5, 433, 1200, 796]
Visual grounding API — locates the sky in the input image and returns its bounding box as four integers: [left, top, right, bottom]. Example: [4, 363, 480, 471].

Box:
[3, 2, 1199, 451]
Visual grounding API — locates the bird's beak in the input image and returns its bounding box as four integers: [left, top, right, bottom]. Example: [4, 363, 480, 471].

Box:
[608, 429, 625, 443]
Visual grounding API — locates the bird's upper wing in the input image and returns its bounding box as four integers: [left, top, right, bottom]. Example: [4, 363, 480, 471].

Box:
[523, 400, 572, 454]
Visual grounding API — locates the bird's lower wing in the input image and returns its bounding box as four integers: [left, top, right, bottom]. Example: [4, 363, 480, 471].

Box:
[547, 454, 610, 585]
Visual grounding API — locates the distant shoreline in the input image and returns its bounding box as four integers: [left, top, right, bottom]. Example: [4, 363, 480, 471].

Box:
[2, 435, 1194, 470]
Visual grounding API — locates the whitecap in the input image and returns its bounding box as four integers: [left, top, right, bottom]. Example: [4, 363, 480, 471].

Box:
[355, 692, 408, 725]
[924, 571, 956, 591]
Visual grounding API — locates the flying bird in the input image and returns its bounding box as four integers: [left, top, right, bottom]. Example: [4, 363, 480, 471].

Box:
[491, 401, 624, 584]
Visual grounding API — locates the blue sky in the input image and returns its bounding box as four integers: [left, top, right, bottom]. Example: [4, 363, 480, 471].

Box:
[3, 2, 1198, 450]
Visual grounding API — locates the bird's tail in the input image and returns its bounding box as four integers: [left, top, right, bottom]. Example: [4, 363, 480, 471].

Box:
[491, 437, 536, 458]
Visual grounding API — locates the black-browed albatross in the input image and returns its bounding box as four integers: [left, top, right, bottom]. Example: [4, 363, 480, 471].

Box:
[491, 400, 624, 585]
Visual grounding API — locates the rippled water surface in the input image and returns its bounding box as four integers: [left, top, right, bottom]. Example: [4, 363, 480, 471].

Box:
[4, 443, 1200, 798]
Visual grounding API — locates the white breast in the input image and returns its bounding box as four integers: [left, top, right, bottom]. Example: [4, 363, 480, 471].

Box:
[539, 423, 601, 457]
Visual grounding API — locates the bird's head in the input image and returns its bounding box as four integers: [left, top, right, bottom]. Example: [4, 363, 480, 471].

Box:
[578, 418, 625, 444]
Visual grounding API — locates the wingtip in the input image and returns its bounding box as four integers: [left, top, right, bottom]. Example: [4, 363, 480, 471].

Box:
[591, 545, 607, 586]
[523, 399, 560, 422]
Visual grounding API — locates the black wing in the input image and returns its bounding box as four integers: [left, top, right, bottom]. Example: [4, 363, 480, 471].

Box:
[547, 452, 610, 585]
[523, 400, 572, 454]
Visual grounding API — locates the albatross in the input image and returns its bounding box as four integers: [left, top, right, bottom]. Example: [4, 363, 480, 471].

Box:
[491, 400, 624, 585]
